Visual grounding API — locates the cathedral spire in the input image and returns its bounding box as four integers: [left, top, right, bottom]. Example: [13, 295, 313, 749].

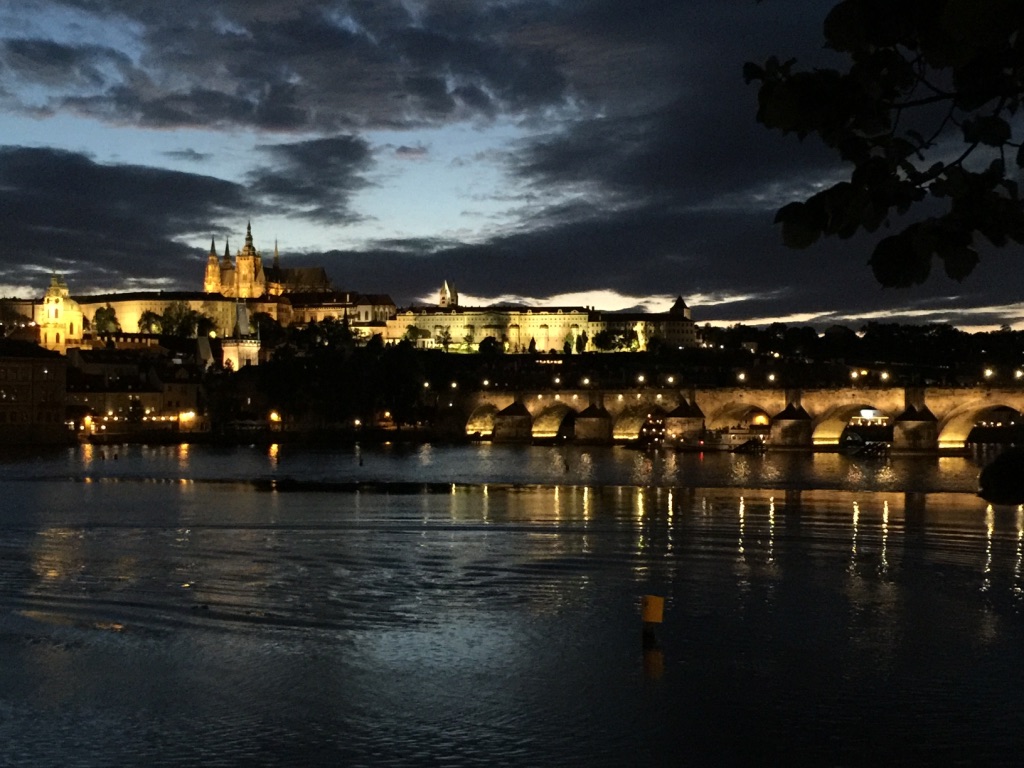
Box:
[245, 220, 254, 250]
[209, 238, 216, 256]
[274, 239, 280, 269]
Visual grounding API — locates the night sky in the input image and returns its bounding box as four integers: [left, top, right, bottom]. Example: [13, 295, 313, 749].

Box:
[1, 1, 1021, 330]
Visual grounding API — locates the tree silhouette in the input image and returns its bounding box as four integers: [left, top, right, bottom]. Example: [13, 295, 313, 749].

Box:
[93, 305, 120, 333]
[436, 328, 453, 352]
[138, 310, 162, 334]
[746, 0, 1024, 286]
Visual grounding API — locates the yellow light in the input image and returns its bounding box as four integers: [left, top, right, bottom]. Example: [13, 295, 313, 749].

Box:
[985, 368, 995, 378]
[880, 372, 890, 381]
[768, 373, 776, 382]
[269, 411, 281, 423]
[667, 376, 674, 384]
[178, 411, 195, 423]
[850, 371, 859, 379]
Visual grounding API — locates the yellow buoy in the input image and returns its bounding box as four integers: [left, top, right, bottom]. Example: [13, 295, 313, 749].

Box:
[641, 594, 664, 624]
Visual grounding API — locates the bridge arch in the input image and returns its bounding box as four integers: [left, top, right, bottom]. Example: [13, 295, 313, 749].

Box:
[532, 403, 577, 440]
[938, 401, 1023, 449]
[705, 402, 771, 430]
[614, 405, 667, 441]
[812, 403, 894, 446]
[465, 404, 499, 438]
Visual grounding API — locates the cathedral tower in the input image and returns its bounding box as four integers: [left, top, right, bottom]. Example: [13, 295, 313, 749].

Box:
[439, 280, 458, 308]
[204, 238, 222, 294]
[233, 221, 266, 298]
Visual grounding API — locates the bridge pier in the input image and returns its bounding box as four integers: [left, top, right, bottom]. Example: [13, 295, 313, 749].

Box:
[892, 405, 938, 451]
[770, 403, 813, 448]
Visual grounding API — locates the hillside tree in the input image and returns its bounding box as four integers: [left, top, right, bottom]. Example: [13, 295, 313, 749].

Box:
[746, 0, 1024, 286]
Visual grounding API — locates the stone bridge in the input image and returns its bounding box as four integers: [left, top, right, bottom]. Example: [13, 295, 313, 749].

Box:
[457, 386, 1024, 451]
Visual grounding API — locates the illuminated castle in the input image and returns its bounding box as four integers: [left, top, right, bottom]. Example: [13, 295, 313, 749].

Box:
[203, 221, 331, 298]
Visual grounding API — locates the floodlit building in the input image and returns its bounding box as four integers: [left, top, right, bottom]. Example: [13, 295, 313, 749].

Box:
[385, 283, 697, 353]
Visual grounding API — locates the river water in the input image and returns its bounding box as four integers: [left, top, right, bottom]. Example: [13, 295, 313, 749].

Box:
[1, 443, 1022, 766]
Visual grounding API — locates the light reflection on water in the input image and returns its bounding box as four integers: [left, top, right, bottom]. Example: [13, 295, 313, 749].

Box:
[0, 445, 1022, 765]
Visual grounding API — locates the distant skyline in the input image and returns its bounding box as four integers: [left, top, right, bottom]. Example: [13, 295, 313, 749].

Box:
[1, 1, 1022, 332]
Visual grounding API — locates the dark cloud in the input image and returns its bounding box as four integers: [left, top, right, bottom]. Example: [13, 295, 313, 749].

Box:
[0, 146, 247, 292]
[394, 145, 428, 159]
[247, 135, 373, 222]
[7, 1, 576, 130]
[163, 149, 212, 163]
[3, 38, 130, 89]
[0, 0, 1018, 328]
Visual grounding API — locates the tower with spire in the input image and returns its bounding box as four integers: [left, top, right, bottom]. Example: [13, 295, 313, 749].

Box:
[203, 223, 269, 298]
[203, 238, 222, 293]
[233, 221, 266, 299]
[439, 280, 458, 308]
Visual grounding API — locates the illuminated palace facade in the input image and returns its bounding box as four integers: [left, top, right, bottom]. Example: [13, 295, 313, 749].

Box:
[383, 282, 698, 352]
[23, 223, 696, 356]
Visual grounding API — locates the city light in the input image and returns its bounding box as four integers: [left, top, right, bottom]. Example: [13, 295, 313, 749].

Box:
[985, 368, 995, 379]
[269, 411, 281, 423]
